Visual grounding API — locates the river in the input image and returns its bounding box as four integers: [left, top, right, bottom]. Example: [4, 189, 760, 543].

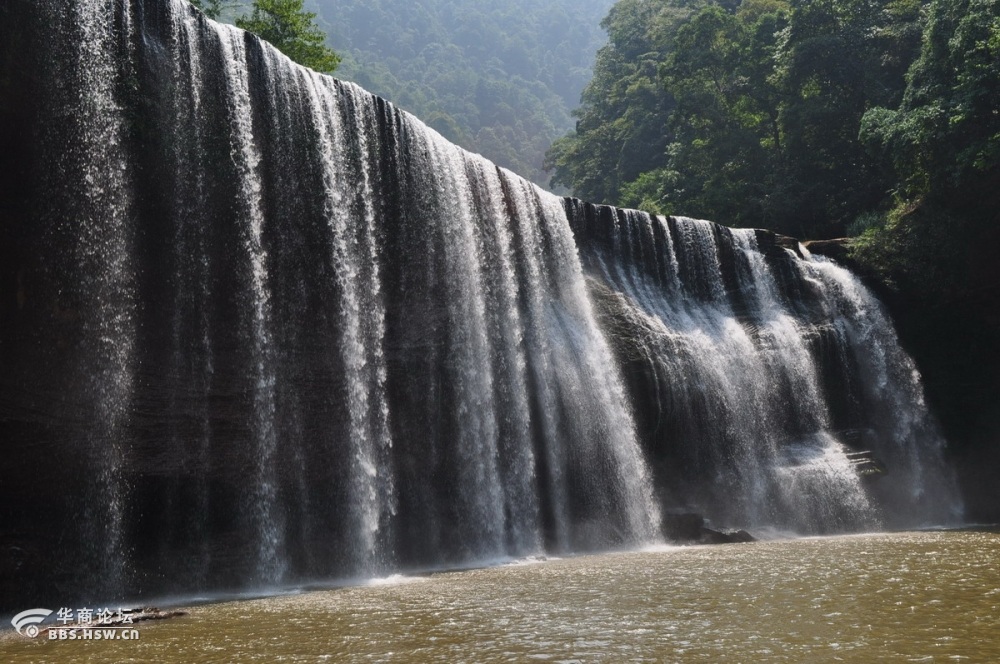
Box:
[3, 529, 998, 662]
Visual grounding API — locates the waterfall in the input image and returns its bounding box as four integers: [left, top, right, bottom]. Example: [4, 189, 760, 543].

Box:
[0, 0, 959, 611]
[566, 203, 960, 532]
[18, 0, 141, 600]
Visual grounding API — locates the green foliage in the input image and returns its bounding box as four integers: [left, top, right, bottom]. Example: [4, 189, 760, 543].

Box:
[545, 0, 689, 202]
[619, 168, 678, 214]
[235, 0, 340, 73]
[190, 0, 241, 21]
[312, 0, 614, 187]
[546, 0, 939, 237]
[849, 0, 1000, 315]
[846, 210, 887, 237]
[190, 0, 227, 20]
[850, 202, 969, 297]
[861, 0, 1000, 200]
[660, 1, 790, 229]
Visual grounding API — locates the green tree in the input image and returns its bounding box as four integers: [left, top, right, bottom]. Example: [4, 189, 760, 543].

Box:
[765, 0, 921, 234]
[545, 0, 691, 204]
[861, 0, 1000, 200]
[236, 0, 340, 73]
[853, 0, 1000, 292]
[659, 1, 790, 227]
[190, 0, 238, 20]
[547, 0, 932, 236]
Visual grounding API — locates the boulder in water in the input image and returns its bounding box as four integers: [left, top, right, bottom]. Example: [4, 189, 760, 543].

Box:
[662, 512, 756, 545]
[662, 512, 706, 542]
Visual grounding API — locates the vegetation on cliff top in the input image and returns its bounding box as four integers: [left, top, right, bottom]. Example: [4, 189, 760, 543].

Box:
[547, 0, 931, 237]
[192, 0, 340, 73]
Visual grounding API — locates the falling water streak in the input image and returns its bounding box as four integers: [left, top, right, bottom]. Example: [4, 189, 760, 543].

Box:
[164, 1, 209, 582]
[420, 130, 507, 556]
[731, 230, 828, 431]
[806, 258, 922, 456]
[730, 230, 878, 528]
[578, 209, 882, 531]
[684, 226, 778, 522]
[216, 26, 284, 584]
[259, 45, 317, 578]
[159, 0, 188, 576]
[673, 217, 728, 303]
[326, 80, 373, 572]
[302, 75, 396, 572]
[340, 81, 397, 571]
[368, 102, 400, 566]
[471, 163, 541, 554]
[66, 0, 139, 600]
[293, 71, 346, 572]
[505, 179, 573, 550]
[320, 79, 371, 570]
[182, 6, 216, 586]
[796, 254, 961, 523]
[158, 3, 218, 585]
[270, 67, 316, 579]
[538, 196, 661, 543]
[657, 218, 772, 517]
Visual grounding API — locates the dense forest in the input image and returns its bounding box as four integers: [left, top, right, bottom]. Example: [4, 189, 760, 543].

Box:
[309, 0, 614, 186]
[547, 0, 991, 235]
[549, 0, 1000, 519]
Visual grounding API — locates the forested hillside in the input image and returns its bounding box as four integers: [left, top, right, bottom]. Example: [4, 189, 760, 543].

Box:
[549, 0, 1000, 520]
[547, 0, 932, 237]
[310, 0, 614, 186]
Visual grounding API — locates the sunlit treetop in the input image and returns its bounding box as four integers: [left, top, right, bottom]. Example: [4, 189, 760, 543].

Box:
[191, 0, 340, 74]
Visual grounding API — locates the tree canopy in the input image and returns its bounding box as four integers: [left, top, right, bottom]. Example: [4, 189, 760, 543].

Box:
[192, 0, 340, 73]
[545, 0, 942, 238]
[861, 0, 1000, 202]
[851, 0, 1000, 294]
[190, 0, 233, 20]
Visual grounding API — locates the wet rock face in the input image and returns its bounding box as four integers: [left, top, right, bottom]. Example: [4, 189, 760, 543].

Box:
[803, 238, 853, 262]
[661, 513, 756, 545]
[568, 202, 959, 532]
[661, 513, 707, 543]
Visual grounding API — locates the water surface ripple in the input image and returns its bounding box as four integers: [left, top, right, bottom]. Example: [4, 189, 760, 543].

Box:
[4, 530, 998, 662]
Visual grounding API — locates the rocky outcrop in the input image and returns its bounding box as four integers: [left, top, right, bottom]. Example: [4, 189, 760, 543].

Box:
[771, 234, 854, 262]
[803, 238, 853, 262]
[846, 450, 889, 479]
[661, 512, 756, 545]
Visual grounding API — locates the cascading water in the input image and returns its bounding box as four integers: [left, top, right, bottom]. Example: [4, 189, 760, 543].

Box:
[567, 203, 960, 532]
[18, 0, 141, 600]
[0, 0, 959, 611]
